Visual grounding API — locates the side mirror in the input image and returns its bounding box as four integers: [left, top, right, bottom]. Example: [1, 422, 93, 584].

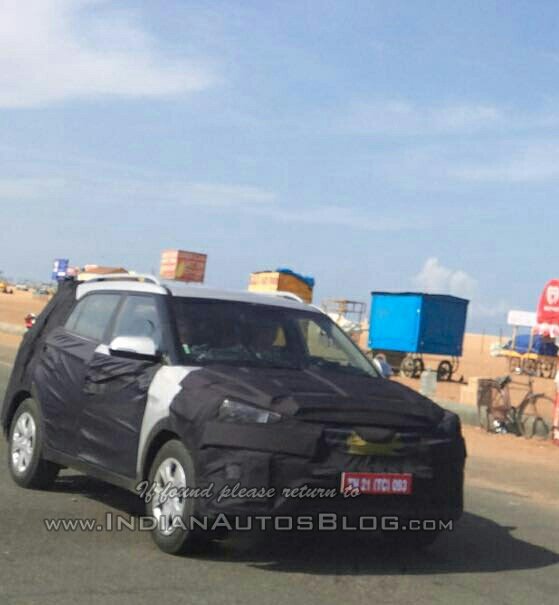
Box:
[109, 336, 160, 362]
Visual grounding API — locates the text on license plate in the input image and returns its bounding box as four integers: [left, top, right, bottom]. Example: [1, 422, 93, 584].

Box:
[340, 472, 413, 495]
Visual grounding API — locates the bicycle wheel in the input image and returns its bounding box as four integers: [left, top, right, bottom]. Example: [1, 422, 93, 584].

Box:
[517, 395, 551, 439]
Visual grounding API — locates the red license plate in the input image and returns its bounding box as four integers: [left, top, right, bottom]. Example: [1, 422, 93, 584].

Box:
[340, 472, 413, 495]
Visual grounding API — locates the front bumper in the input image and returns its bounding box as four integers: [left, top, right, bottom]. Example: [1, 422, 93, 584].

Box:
[194, 421, 466, 522]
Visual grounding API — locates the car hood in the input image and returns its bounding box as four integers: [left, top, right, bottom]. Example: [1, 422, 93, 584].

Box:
[178, 364, 445, 429]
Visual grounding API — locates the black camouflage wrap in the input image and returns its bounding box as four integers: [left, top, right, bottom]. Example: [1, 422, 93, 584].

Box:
[2, 281, 159, 479]
[78, 350, 160, 476]
[165, 364, 466, 520]
[1, 279, 78, 433]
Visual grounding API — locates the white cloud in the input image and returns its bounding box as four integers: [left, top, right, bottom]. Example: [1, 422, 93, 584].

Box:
[342, 100, 504, 136]
[0, 154, 417, 232]
[88, 178, 277, 208]
[122, 178, 414, 231]
[451, 142, 559, 183]
[183, 183, 276, 207]
[247, 204, 416, 231]
[0, 0, 215, 108]
[412, 257, 510, 320]
[413, 257, 479, 300]
[0, 177, 66, 199]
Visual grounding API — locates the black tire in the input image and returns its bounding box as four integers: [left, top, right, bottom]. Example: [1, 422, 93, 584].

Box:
[519, 415, 536, 439]
[8, 398, 59, 489]
[516, 397, 551, 439]
[413, 358, 424, 379]
[146, 439, 210, 555]
[532, 417, 550, 440]
[437, 360, 452, 382]
[517, 397, 551, 440]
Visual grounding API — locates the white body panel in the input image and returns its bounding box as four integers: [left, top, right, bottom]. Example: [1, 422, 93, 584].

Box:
[136, 365, 199, 475]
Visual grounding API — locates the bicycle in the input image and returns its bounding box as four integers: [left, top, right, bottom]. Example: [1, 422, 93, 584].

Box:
[477, 372, 552, 439]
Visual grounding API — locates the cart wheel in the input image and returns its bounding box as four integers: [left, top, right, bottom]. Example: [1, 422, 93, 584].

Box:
[413, 358, 424, 379]
[522, 358, 537, 374]
[436, 360, 453, 382]
[539, 359, 554, 379]
[508, 357, 521, 373]
[400, 356, 415, 378]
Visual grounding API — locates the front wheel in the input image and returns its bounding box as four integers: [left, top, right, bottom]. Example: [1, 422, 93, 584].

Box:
[146, 440, 210, 555]
[8, 398, 60, 489]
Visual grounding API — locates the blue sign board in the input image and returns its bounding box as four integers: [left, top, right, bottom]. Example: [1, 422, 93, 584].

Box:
[52, 258, 70, 281]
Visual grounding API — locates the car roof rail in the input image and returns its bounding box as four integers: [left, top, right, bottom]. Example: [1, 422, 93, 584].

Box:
[259, 290, 305, 303]
[81, 273, 161, 286]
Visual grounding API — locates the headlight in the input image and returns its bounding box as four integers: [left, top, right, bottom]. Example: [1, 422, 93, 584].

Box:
[218, 399, 283, 424]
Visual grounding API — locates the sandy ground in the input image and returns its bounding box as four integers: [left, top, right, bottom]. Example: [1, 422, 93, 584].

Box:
[0, 290, 49, 326]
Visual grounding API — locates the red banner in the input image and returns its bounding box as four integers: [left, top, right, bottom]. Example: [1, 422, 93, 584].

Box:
[537, 279, 559, 325]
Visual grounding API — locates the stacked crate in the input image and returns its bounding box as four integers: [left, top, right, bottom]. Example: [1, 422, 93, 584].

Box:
[248, 271, 313, 303]
[160, 250, 207, 283]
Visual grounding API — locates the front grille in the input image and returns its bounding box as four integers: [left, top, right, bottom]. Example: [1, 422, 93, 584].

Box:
[322, 427, 353, 449]
[322, 426, 449, 452]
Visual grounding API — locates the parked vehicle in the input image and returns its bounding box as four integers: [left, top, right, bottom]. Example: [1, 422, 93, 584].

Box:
[477, 371, 551, 438]
[368, 292, 469, 381]
[2, 275, 466, 555]
[0, 281, 14, 294]
[24, 313, 36, 331]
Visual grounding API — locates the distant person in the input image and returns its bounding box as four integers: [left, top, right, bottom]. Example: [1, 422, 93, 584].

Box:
[374, 353, 393, 378]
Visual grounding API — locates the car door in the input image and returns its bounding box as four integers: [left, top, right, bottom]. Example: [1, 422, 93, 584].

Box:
[77, 293, 165, 478]
[34, 292, 122, 457]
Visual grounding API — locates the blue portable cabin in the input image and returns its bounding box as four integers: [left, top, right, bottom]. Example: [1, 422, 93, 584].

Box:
[368, 292, 469, 356]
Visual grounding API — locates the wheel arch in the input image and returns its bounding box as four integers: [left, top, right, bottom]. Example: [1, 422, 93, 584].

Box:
[3, 389, 33, 436]
[140, 424, 182, 482]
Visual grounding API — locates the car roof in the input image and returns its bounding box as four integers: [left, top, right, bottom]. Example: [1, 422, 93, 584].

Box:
[75, 278, 315, 312]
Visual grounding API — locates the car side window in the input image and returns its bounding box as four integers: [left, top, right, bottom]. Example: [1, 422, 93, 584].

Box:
[111, 295, 163, 350]
[64, 294, 121, 342]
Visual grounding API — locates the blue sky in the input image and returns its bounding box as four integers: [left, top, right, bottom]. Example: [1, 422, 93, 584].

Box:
[1, 1, 559, 332]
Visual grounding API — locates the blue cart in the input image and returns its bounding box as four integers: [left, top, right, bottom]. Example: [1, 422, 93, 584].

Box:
[368, 292, 469, 380]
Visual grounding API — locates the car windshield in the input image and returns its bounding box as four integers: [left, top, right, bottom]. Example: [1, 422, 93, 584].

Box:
[172, 298, 379, 378]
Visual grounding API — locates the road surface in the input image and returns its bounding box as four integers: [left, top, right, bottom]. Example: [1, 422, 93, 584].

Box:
[0, 342, 557, 605]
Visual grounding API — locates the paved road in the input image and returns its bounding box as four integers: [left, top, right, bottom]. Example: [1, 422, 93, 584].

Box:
[0, 344, 558, 605]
